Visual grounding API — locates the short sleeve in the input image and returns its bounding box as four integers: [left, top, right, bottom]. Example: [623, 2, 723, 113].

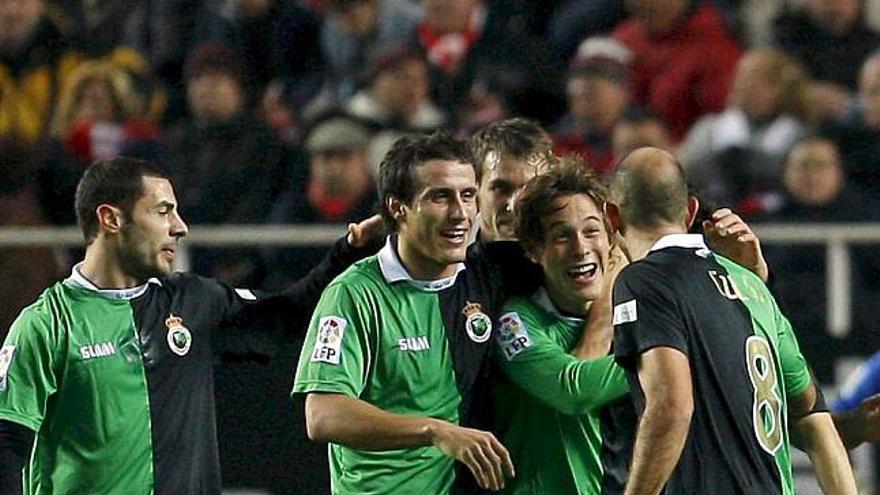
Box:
[292, 282, 373, 399]
[0, 306, 61, 432]
[773, 303, 812, 400]
[612, 265, 687, 370]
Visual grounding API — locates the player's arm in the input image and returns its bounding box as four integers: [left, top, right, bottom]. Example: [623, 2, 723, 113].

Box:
[703, 208, 769, 282]
[624, 346, 693, 495]
[496, 310, 627, 415]
[0, 420, 34, 495]
[304, 393, 514, 491]
[219, 215, 384, 340]
[788, 387, 858, 495]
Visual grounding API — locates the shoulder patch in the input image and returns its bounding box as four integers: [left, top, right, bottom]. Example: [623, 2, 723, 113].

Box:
[613, 299, 638, 325]
[234, 288, 257, 301]
[311, 316, 347, 365]
[0, 345, 15, 392]
[496, 312, 533, 361]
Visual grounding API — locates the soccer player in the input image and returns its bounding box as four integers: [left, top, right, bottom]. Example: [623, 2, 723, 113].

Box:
[606, 147, 856, 495]
[470, 117, 554, 242]
[0, 157, 380, 495]
[293, 132, 543, 494]
[492, 158, 773, 495]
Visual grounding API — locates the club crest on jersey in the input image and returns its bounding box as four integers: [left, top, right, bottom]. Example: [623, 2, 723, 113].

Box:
[497, 312, 532, 360]
[312, 316, 346, 364]
[0, 345, 15, 392]
[165, 314, 192, 356]
[462, 302, 492, 343]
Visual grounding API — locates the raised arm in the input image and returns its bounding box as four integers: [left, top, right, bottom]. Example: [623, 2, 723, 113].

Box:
[304, 393, 514, 491]
[625, 346, 693, 495]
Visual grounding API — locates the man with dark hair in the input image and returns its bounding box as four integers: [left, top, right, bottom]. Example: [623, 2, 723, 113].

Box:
[469, 117, 553, 242]
[0, 157, 380, 495]
[293, 131, 544, 493]
[605, 147, 856, 495]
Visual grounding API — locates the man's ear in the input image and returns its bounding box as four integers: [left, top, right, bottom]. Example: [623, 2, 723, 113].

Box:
[96, 204, 124, 234]
[604, 201, 623, 236]
[386, 197, 406, 225]
[684, 196, 700, 230]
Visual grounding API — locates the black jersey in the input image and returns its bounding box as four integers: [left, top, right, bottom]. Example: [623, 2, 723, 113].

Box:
[612, 235, 812, 495]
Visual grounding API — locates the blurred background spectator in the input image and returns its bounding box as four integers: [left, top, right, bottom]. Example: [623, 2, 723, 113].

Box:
[263, 115, 377, 289]
[679, 48, 814, 208]
[773, 0, 880, 121]
[824, 51, 880, 196]
[611, 106, 674, 161]
[614, 0, 742, 141]
[164, 42, 286, 286]
[551, 36, 631, 177]
[0, 138, 63, 338]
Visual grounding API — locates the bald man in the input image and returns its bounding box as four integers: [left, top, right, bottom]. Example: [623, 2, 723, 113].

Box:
[604, 148, 856, 495]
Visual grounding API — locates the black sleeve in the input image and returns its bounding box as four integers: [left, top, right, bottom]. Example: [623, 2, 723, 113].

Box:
[214, 235, 380, 356]
[0, 420, 34, 495]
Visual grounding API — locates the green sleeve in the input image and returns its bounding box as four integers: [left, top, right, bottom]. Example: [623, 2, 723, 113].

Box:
[494, 308, 628, 416]
[773, 301, 812, 400]
[292, 281, 373, 399]
[0, 301, 61, 432]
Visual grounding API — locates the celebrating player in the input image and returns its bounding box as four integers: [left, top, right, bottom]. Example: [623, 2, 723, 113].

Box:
[0, 157, 380, 495]
[607, 147, 856, 495]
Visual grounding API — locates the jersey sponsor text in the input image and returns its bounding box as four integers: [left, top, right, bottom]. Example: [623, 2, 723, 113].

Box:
[399, 336, 430, 351]
[80, 342, 117, 360]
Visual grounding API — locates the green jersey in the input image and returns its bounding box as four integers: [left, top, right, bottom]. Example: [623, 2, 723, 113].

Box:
[293, 237, 526, 494]
[492, 288, 628, 495]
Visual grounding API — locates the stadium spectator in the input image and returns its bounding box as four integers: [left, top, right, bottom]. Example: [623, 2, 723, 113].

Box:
[613, 0, 742, 141]
[552, 37, 632, 177]
[0, 0, 80, 143]
[824, 52, 880, 196]
[757, 135, 879, 377]
[345, 44, 446, 133]
[773, 0, 880, 120]
[164, 42, 286, 285]
[415, 0, 563, 126]
[39, 61, 162, 225]
[611, 106, 673, 161]
[318, 0, 421, 104]
[263, 116, 378, 288]
[678, 49, 814, 207]
[0, 138, 62, 339]
[547, 0, 628, 63]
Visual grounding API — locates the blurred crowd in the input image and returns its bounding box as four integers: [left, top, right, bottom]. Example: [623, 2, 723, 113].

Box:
[4, 0, 880, 370]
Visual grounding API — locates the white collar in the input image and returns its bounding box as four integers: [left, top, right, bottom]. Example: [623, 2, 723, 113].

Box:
[648, 233, 711, 257]
[377, 236, 465, 292]
[64, 262, 161, 300]
[531, 287, 586, 326]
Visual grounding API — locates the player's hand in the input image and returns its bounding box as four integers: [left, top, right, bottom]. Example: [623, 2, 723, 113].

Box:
[703, 208, 769, 282]
[430, 422, 515, 491]
[347, 214, 385, 248]
[573, 245, 628, 359]
[851, 394, 880, 444]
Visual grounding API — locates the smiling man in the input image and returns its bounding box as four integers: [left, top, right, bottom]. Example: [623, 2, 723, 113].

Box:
[0, 157, 379, 495]
[293, 132, 543, 494]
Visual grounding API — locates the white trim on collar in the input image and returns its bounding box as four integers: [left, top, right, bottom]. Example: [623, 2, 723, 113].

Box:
[531, 287, 586, 326]
[64, 262, 161, 300]
[377, 236, 465, 292]
[648, 234, 711, 256]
